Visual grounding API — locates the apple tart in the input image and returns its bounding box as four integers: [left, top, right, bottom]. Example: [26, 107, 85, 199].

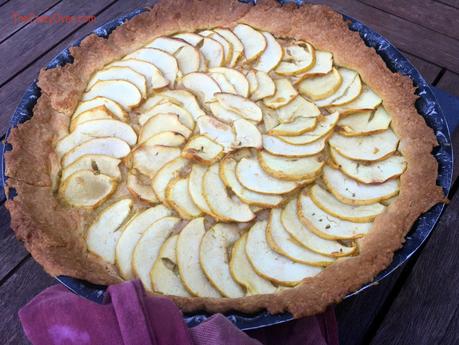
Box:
[5, 0, 445, 318]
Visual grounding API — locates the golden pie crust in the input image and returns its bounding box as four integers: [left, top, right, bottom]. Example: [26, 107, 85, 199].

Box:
[5, 0, 445, 318]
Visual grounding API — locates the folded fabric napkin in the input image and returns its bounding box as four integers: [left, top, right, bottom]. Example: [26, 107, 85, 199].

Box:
[19, 280, 338, 345]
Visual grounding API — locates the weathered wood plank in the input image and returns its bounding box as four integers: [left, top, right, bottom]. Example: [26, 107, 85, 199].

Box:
[435, 0, 459, 9]
[361, 0, 459, 40]
[336, 269, 403, 345]
[369, 192, 459, 345]
[401, 52, 442, 84]
[436, 71, 459, 97]
[0, 258, 54, 345]
[0, 206, 28, 282]
[0, 0, 156, 137]
[0, 0, 115, 86]
[439, 305, 459, 345]
[0, 0, 61, 43]
[310, 0, 459, 73]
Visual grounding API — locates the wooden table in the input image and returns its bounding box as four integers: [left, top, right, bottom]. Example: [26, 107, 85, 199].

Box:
[0, 1, 458, 344]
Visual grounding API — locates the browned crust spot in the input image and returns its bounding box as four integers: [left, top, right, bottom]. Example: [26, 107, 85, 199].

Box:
[4, 0, 444, 318]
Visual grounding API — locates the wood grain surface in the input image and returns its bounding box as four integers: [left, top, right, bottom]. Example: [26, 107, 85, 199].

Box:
[0, 1, 457, 344]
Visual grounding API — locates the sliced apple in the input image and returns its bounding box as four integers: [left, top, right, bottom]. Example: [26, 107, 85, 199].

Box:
[132, 145, 181, 177]
[268, 117, 317, 136]
[208, 67, 249, 97]
[126, 48, 178, 86]
[236, 157, 298, 194]
[328, 129, 399, 161]
[262, 134, 326, 157]
[200, 223, 244, 297]
[199, 37, 225, 68]
[175, 33, 224, 67]
[299, 192, 373, 240]
[137, 94, 170, 113]
[330, 147, 406, 184]
[181, 72, 221, 103]
[215, 93, 262, 122]
[174, 32, 204, 46]
[233, 118, 262, 149]
[132, 217, 181, 291]
[281, 198, 356, 257]
[176, 218, 221, 297]
[110, 58, 169, 90]
[70, 106, 114, 132]
[276, 96, 321, 123]
[244, 71, 258, 96]
[260, 103, 280, 131]
[310, 184, 385, 223]
[230, 233, 277, 295]
[298, 67, 342, 100]
[73, 97, 127, 121]
[220, 158, 283, 207]
[329, 75, 361, 106]
[147, 36, 200, 75]
[127, 171, 158, 204]
[60, 170, 116, 208]
[278, 112, 339, 145]
[203, 164, 255, 222]
[57, 119, 137, 156]
[275, 43, 315, 76]
[182, 135, 224, 165]
[263, 79, 298, 109]
[152, 157, 190, 203]
[199, 30, 233, 66]
[314, 68, 359, 108]
[209, 72, 237, 94]
[196, 116, 235, 152]
[151, 235, 191, 297]
[214, 28, 244, 66]
[166, 177, 202, 219]
[245, 221, 322, 286]
[322, 165, 400, 205]
[138, 102, 195, 129]
[381, 195, 398, 206]
[251, 71, 275, 101]
[327, 86, 382, 114]
[304, 50, 333, 75]
[188, 164, 216, 216]
[86, 199, 132, 264]
[61, 137, 130, 167]
[115, 205, 173, 279]
[209, 101, 243, 123]
[61, 154, 121, 181]
[267, 208, 334, 265]
[233, 23, 267, 62]
[337, 106, 391, 136]
[136, 131, 186, 148]
[159, 89, 206, 120]
[258, 150, 323, 181]
[291, 51, 333, 84]
[139, 114, 192, 143]
[253, 31, 282, 72]
[87, 66, 147, 98]
[83, 80, 142, 111]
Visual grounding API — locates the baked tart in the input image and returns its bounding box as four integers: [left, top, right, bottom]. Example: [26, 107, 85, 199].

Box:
[5, 0, 445, 318]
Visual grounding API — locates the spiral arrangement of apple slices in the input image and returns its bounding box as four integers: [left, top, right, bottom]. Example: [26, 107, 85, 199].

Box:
[56, 24, 406, 296]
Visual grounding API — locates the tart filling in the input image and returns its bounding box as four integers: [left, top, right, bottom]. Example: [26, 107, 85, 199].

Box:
[55, 22, 403, 296]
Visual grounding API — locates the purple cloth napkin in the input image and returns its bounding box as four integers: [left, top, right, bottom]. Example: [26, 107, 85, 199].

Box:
[19, 280, 338, 345]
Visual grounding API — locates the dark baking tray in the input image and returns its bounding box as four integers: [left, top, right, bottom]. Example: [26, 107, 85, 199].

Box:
[2, 2, 453, 331]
